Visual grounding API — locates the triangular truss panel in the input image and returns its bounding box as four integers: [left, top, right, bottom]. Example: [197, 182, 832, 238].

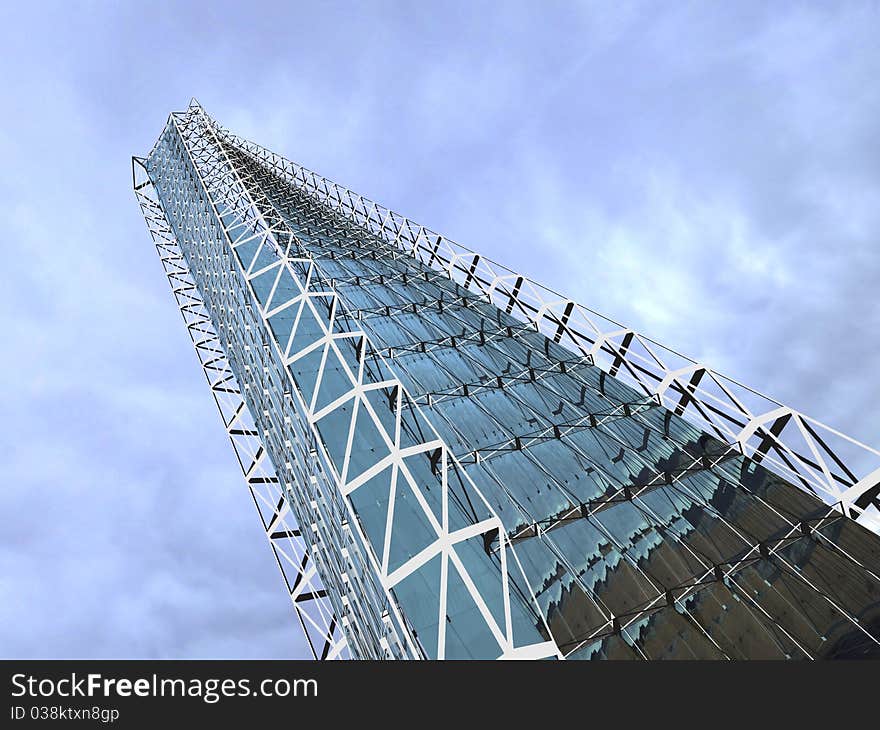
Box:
[134, 100, 880, 660]
[133, 157, 347, 659]
[216, 120, 880, 534]
[134, 103, 558, 660]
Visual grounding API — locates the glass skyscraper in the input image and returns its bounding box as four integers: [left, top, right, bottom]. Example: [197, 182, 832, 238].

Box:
[134, 100, 880, 660]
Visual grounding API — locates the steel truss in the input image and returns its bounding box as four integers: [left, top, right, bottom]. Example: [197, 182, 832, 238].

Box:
[216, 119, 880, 533]
[135, 102, 559, 660]
[135, 99, 880, 660]
[133, 157, 348, 659]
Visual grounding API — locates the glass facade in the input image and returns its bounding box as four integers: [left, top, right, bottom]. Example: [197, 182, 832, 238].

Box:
[136, 101, 880, 659]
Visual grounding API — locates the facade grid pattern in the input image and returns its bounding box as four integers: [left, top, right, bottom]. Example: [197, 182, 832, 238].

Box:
[134, 100, 880, 660]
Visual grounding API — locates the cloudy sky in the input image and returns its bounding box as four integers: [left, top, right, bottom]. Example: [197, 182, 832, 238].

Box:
[1, 1, 878, 658]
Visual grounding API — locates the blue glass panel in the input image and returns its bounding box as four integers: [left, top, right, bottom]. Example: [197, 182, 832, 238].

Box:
[250, 266, 278, 305]
[314, 403, 354, 475]
[444, 560, 503, 659]
[386, 476, 440, 575]
[349, 467, 393, 559]
[391, 554, 442, 659]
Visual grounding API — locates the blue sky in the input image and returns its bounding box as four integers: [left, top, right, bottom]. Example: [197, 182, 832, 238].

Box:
[1, 1, 878, 658]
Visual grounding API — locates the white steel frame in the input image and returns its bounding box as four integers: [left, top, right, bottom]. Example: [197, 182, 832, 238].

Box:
[133, 156, 348, 659]
[135, 102, 559, 660]
[135, 99, 880, 661]
[216, 114, 880, 534]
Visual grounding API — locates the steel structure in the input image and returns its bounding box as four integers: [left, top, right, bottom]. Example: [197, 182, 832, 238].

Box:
[134, 100, 880, 659]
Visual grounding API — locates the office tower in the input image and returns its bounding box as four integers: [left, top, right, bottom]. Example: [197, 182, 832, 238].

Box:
[134, 100, 880, 660]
